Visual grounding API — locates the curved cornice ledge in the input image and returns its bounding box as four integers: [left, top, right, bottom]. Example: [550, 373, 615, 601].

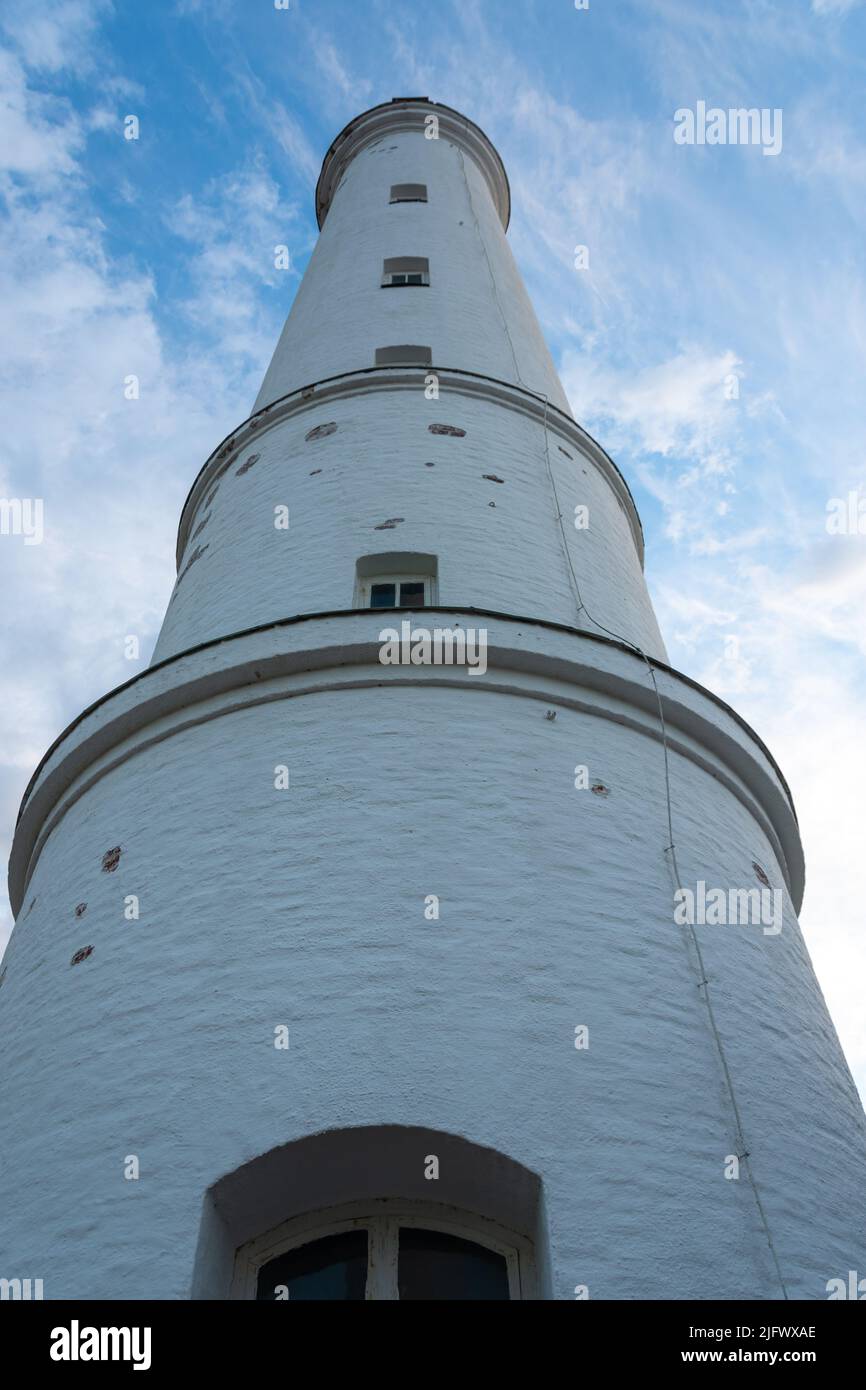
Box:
[174, 367, 646, 569]
[315, 98, 511, 231]
[9, 610, 803, 918]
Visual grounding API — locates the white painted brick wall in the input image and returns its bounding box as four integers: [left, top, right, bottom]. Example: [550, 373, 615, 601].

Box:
[255, 131, 570, 414]
[154, 390, 666, 664]
[1, 684, 864, 1298]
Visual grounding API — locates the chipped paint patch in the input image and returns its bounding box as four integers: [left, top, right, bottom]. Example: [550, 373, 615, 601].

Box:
[429, 423, 466, 437]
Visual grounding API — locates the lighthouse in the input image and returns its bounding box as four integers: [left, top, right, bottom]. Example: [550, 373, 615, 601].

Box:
[1, 97, 865, 1301]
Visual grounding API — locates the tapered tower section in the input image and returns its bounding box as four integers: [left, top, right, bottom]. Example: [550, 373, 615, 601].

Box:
[2, 99, 865, 1301]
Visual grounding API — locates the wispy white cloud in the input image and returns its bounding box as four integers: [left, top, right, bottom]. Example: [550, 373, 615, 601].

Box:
[0, 11, 301, 950]
[232, 63, 321, 186]
[165, 158, 303, 370]
[313, 36, 373, 108]
[271, 100, 322, 186]
[0, 47, 83, 178]
[562, 346, 742, 460]
[811, 0, 863, 14]
[0, 0, 109, 73]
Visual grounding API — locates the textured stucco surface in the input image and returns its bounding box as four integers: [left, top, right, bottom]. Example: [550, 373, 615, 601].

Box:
[254, 126, 570, 414]
[153, 388, 666, 665]
[11, 618, 803, 917]
[1, 679, 865, 1299]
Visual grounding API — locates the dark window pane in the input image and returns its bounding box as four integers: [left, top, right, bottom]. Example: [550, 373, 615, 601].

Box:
[370, 583, 396, 608]
[398, 1228, 511, 1300]
[399, 582, 425, 606]
[256, 1230, 368, 1301]
[375, 345, 433, 366]
[390, 183, 428, 203]
[406, 274, 423, 285]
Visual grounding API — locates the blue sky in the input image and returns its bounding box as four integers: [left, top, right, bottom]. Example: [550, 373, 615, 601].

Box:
[1, 0, 865, 1094]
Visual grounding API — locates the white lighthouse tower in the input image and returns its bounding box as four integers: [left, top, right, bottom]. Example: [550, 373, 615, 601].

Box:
[2, 98, 866, 1301]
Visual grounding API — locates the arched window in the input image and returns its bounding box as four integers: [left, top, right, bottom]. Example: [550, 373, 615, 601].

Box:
[232, 1200, 528, 1300]
[192, 1126, 547, 1299]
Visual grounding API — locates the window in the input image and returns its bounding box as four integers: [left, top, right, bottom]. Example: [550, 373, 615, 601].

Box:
[390, 183, 428, 203]
[375, 345, 432, 367]
[398, 1228, 510, 1301]
[366, 577, 429, 608]
[195, 1124, 546, 1299]
[381, 256, 429, 288]
[256, 1230, 367, 1301]
[355, 553, 438, 608]
[239, 1202, 525, 1300]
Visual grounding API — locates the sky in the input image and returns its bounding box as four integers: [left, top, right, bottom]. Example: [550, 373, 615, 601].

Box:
[0, 0, 865, 1098]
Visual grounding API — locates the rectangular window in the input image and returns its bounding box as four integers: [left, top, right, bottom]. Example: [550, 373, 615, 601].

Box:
[375, 345, 432, 367]
[365, 577, 432, 609]
[382, 257, 429, 288]
[390, 183, 428, 203]
[355, 553, 438, 609]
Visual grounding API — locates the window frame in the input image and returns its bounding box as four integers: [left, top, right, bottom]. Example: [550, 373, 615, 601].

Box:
[374, 345, 433, 367]
[382, 272, 428, 287]
[381, 256, 430, 288]
[358, 572, 437, 609]
[389, 183, 428, 204]
[231, 1198, 532, 1300]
